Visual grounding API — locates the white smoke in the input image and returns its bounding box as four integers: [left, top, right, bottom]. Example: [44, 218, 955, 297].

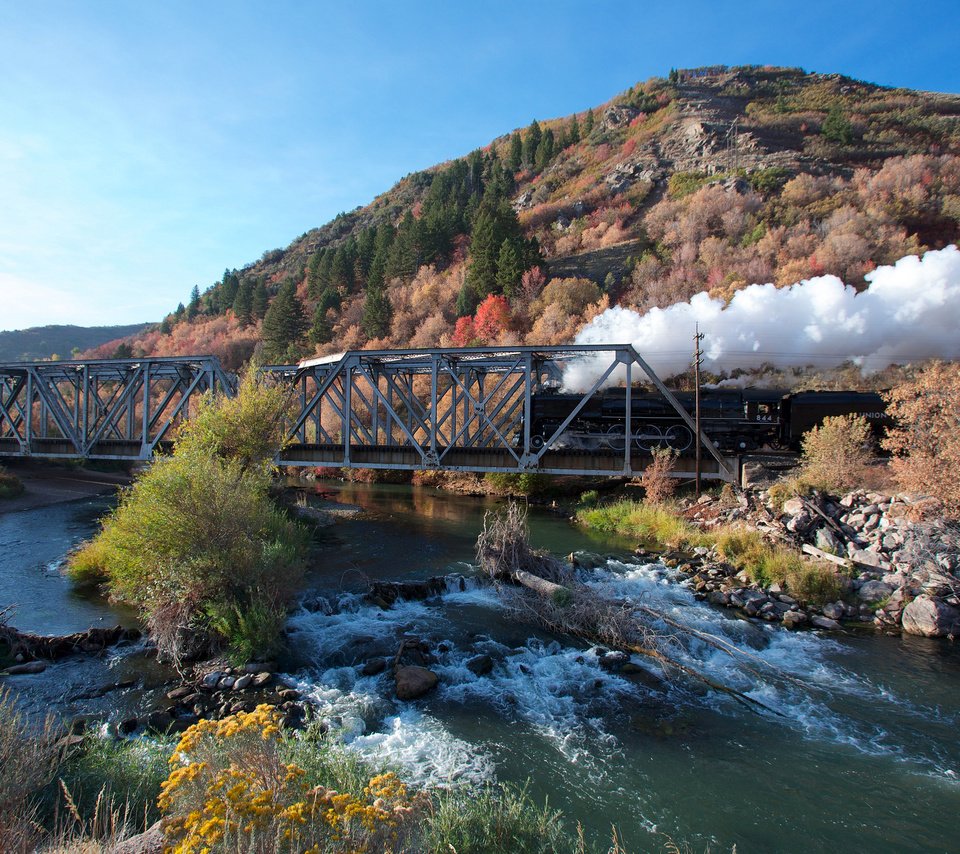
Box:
[565, 245, 960, 391]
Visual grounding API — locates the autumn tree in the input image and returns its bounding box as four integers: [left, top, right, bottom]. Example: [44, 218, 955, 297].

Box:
[472, 294, 511, 342]
[800, 414, 872, 492]
[883, 361, 960, 517]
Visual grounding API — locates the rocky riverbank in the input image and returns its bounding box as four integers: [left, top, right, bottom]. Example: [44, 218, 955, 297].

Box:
[671, 488, 960, 638]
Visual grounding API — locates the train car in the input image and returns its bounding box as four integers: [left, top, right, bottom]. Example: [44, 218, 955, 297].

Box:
[779, 390, 891, 449]
[525, 387, 888, 454]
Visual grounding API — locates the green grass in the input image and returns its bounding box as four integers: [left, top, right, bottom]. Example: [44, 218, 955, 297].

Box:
[575, 500, 706, 549]
[578, 501, 842, 606]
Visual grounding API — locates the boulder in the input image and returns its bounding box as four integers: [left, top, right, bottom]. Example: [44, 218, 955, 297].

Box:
[901, 595, 960, 638]
[232, 674, 252, 691]
[815, 527, 843, 555]
[107, 820, 164, 854]
[251, 672, 273, 688]
[810, 615, 842, 631]
[821, 602, 845, 621]
[857, 581, 894, 604]
[361, 657, 387, 676]
[782, 611, 807, 629]
[395, 666, 439, 701]
[782, 497, 806, 516]
[466, 654, 494, 676]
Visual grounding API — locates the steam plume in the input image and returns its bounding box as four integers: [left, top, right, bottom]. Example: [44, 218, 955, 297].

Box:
[565, 245, 960, 390]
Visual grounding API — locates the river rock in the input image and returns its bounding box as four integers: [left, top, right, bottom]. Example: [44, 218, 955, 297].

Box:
[810, 615, 842, 631]
[466, 654, 494, 676]
[901, 595, 960, 638]
[4, 660, 46, 674]
[361, 657, 387, 676]
[232, 674, 252, 691]
[395, 665, 439, 700]
[107, 819, 164, 854]
[201, 671, 223, 689]
[252, 672, 273, 688]
[815, 527, 843, 555]
[858, 581, 894, 604]
[821, 602, 845, 621]
[782, 611, 807, 629]
[166, 685, 193, 700]
[782, 497, 806, 516]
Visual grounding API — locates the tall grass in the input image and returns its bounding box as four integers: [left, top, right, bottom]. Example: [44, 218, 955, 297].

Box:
[576, 500, 706, 549]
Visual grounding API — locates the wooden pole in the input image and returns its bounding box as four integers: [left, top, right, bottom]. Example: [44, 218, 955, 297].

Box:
[694, 324, 704, 498]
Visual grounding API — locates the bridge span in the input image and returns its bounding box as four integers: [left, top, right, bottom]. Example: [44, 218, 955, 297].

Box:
[1, 346, 736, 481]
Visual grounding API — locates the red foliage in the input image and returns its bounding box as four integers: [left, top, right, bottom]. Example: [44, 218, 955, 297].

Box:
[621, 138, 637, 158]
[473, 295, 511, 342]
[451, 316, 476, 347]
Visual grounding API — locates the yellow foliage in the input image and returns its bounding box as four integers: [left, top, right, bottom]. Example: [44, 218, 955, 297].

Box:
[161, 706, 421, 853]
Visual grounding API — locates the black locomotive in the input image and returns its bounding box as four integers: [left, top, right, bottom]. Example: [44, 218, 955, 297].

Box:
[526, 387, 890, 454]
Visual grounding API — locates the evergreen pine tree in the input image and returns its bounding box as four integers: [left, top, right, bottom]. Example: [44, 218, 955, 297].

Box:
[495, 239, 523, 299]
[309, 303, 332, 345]
[233, 279, 253, 326]
[508, 131, 523, 173]
[221, 269, 240, 311]
[584, 108, 595, 136]
[521, 120, 542, 169]
[535, 128, 555, 171]
[261, 280, 307, 362]
[251, 281, 269, 320]
[569, 114, 581, 145]
[187, 285, 201, 320]
[174, 302, 185, 321]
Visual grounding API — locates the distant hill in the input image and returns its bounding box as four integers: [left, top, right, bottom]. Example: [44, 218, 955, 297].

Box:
[81, 65, 960, 371]
[0, 323, 151, 362]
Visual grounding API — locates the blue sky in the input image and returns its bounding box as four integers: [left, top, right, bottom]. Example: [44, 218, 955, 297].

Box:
[1, 0, 958, 331]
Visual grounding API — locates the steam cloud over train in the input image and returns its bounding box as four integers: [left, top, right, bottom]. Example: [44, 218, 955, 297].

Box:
[526, 388, 890, 454]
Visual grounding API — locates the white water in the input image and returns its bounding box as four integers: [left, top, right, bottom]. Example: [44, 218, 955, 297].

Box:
[283, 558, 959, 798]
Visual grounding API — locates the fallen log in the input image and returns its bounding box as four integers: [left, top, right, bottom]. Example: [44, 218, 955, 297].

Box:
[801, 543, 852, 568]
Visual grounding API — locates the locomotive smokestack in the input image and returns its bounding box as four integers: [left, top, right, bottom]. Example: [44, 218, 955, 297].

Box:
[565, 245, 960, 391]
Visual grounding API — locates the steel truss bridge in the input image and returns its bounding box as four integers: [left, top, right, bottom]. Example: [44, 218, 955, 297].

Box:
[0, 346, 736, 481]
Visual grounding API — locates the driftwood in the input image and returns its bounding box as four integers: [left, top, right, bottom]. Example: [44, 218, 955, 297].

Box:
[800, 496, 850, 544]
[802, 542, 852, 568]
[477, 504, 789, 716]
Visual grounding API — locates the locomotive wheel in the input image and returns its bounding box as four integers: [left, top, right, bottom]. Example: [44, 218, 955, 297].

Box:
[634, 424, 662, 451]
[665, 425, 693, 452]
[605, 424, 627, 451]
[530, 435, 545, 450]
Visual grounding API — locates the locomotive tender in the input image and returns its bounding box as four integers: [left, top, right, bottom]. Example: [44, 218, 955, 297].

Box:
[527, 387, 890, 454]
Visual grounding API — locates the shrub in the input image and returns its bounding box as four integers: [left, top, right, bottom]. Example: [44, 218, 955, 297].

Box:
[483, 472, 553, 497]
[68, 372, 309, 665]
[883, 362, 960, 518]
[640, 447, 677, 504]
[784, 563, 842, 606]
[577, 489, 600, 507]
[800, 414, 872, 493]
[0, 465, 23, 499]
[160, 706, 424, 852]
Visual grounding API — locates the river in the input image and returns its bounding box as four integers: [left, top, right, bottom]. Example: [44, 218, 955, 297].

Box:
[2, 481, 959, 852]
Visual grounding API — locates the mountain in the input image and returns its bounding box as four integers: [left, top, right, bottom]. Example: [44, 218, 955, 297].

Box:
[84, 65, 960, 371]
[0, 323, 151, 362]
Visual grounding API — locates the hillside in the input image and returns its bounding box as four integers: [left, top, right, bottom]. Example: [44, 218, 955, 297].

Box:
[85, 65, 960, 374]
[0, 323, 150, 362]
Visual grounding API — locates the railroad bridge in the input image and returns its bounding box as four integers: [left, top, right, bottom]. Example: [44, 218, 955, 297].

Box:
[0, 346, 736, 481]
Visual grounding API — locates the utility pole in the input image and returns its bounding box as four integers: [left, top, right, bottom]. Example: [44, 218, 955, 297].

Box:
[694, 324, 704, 498]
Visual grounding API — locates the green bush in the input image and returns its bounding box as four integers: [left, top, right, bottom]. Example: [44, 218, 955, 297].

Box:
[576, 500, 704, 548]
[578, 489, 600, 507]
[68, 369, 309, 665]
[668, 171, 719, 198]
[484, 471, 553, 497]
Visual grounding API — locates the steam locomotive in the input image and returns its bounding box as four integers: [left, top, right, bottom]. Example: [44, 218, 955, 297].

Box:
[526, 388, 890, 454]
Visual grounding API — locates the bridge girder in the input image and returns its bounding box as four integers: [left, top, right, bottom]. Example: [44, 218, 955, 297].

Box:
[0, 347, 736, 481]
